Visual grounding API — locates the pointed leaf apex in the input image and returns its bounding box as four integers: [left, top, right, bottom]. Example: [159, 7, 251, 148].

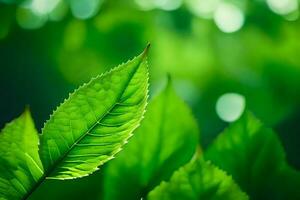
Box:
[167, 73, 172, 82]
[166, 73, 173, 90]
[141, 43, 151, 59]
[23, 105, 32, 117]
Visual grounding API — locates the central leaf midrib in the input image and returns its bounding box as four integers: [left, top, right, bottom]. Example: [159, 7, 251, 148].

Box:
[47, 58, 144, 177]
[23, 57, 145, 200]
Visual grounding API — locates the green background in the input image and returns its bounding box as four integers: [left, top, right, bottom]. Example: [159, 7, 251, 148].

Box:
[0, 0, 300, 199]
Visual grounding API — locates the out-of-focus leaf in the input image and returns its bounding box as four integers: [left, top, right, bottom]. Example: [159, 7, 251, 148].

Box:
[147, 158, 249, 200]
[205, 112, 300, 200]
[103, 78, 199, 200]
[40, 46, 149, 180]
[0, 110, 43, 200]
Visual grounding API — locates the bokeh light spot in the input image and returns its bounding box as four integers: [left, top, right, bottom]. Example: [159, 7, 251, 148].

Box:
[187, 0, 220, 19]
[216, 93, 246, 122]
[267, 0, 298, 15]
[70, 0, 103, 19]
[49, 0, 68, 21]
[154, 0, 182, 11]
[29, 0, 60, 16]
[16, 7, 47, 29]
[134, 0, 156, 11]
[213, 2, 244, 33]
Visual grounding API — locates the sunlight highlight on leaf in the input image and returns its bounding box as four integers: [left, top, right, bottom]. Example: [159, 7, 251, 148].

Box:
[40, 46, 149, 180]
[0, 110, 43, 200]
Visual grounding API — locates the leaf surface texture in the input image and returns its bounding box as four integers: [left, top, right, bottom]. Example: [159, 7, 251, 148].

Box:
[205, 112, 300, 200]
[147, 158, 249, 200]
[40, 49, 149, 180]
[0, 110, 43, 200]
[103, 80, 199, 200]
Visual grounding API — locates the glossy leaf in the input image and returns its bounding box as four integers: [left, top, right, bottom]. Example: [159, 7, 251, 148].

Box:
[40, 46, 149, 180]
[205, 112, 300, 200]
[0, 110, 43, 200]
[103, 79, 199, 200]
[147, 158, 249, 200]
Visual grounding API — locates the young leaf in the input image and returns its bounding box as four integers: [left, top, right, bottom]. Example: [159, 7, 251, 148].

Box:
[0, 110, 43, 200]
[147, 158, 249, 200]
[103, 79, 199, 200]
[205, 112, 300, 200]
[40, 46, 149, 180]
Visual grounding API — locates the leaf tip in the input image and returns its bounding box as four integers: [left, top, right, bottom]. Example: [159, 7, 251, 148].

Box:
[165, 73, 173, 90]
[24, 104, 31, 112]
[142, 43, 151, 59]
[166, 73, 172, 82]
[23, 105, 33, 119]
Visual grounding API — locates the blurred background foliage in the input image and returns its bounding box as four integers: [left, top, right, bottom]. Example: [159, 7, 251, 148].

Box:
[1, 0, 300, 199]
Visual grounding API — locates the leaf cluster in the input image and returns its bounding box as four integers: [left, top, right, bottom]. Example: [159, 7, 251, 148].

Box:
[0, 46, 299, 200]
[0, 46, 149, 200]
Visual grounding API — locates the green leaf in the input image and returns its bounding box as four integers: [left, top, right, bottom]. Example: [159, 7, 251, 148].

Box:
[205, 112, 300, 200]
[0, 47, 150, 200]
[147, 158, 249, 200]
[40, 46, 149, 180]
[103, 79, 199, 200]
[0, 110, 43, 200]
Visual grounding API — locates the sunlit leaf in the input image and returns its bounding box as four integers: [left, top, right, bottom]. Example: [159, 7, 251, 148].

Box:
[147, 158, 249, 200]
[103, 78, 199, 200]
[0, 110, 43, 200]
[205, 112, 300, 200]
[40, 46, 149, 180]
[0, 46, 150, 200]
